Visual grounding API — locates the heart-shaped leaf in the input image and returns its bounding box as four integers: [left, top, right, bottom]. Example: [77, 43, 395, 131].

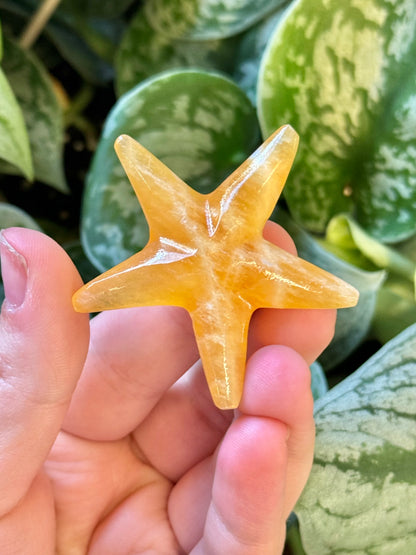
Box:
[296, 322, 416, 554]
[1, 38, 67, 192]
[82, 69, 260, 271]
[144, 0, 289, 40]
[259, 0, 416, 242]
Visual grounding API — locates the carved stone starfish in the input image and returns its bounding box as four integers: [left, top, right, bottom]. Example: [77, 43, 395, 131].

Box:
[73, 125, 358, 409]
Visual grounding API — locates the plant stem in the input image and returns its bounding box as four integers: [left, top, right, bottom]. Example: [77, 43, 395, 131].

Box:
[286, 522, 307, 555]
[19, 0, 62, 50]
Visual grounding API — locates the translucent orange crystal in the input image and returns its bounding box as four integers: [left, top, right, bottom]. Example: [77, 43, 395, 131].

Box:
[73, 125, 358, 409]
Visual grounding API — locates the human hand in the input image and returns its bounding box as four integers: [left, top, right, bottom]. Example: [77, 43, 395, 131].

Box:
[0, 223, 335, 554]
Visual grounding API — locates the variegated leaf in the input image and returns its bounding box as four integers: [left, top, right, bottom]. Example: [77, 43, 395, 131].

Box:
[1, 38, 67, 192]
[296, 323, 416, 554]
[259, 0, 416, 242]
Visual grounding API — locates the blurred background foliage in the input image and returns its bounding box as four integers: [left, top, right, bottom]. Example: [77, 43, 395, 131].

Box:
[0, 1, 415, 553]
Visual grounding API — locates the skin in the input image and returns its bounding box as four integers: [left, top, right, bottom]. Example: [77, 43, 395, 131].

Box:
[0, 222, 335, 554]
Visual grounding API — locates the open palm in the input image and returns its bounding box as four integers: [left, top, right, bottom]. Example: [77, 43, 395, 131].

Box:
[0, 224, 335, 554]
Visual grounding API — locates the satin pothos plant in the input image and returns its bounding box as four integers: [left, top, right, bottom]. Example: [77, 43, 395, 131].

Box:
[0, 0, 415, 553]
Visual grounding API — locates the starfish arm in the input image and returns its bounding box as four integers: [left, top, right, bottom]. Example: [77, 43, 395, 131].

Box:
[114, 135, 202, 239]
[204, 125, 299, 240]
[191, 296, 253, 409]
[72, 240, 198, 313]
[238, 240, 359, 310]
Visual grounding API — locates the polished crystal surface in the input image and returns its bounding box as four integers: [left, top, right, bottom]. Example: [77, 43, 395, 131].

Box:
[73, 125, 359, 409]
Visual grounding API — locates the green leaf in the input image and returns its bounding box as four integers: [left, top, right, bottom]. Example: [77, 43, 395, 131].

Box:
[0, 201, 41, 230]
[144, 0, 289, 40]
[356, 71, 416, 242]
[277, 211, 386, 369]
[82, 69, 260, 271]
[0, 66, 33, 179]
[296, 323, 416, 554]
[258, 0, 416, 242]
[115, 6, 240, 97]
[1, 38, 67, 192]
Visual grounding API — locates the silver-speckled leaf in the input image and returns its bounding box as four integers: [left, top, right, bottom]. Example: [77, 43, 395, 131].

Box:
[296, 323, 416, 554]
[1, 38, 67, 192]
[259, 0, 416, 242]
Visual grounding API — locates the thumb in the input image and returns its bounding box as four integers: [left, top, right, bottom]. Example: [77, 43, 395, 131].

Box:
[0, 228, 89, 516]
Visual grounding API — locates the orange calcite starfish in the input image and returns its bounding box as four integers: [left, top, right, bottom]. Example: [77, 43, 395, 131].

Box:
[73, 125, 358, 409]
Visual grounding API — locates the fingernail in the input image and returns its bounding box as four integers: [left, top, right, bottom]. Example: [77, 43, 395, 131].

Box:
[0, 230, 28, 308]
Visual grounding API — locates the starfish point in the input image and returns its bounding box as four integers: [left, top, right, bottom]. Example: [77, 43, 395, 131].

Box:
[73, 125, 359, 409]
